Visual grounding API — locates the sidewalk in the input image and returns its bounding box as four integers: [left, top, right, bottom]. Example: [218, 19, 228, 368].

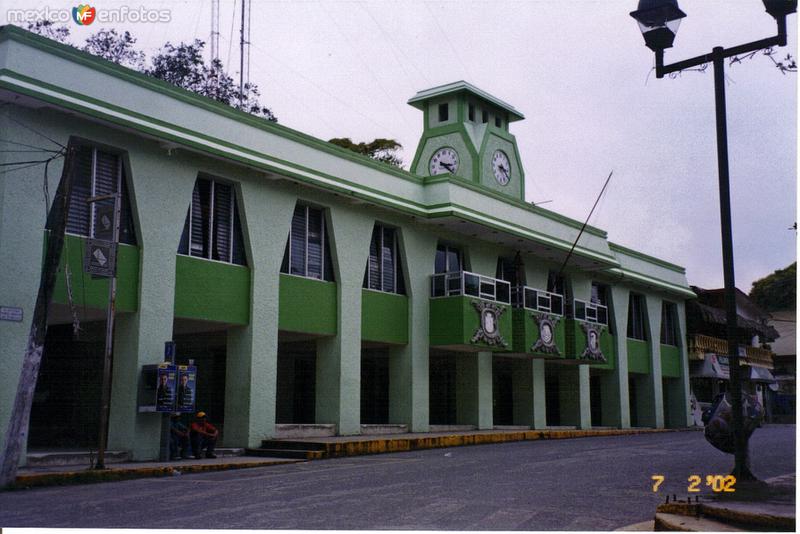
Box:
[11, 426, 687, 489]
[13, 455, 303, 489]
[654, 473, 796, 531]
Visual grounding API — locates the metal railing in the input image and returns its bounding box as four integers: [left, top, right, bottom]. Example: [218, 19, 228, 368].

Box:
[573, 298, 608, 325]
[688, 334, 774, 367]
[511, 286, 564, 316]
[430, 271, 511, 304]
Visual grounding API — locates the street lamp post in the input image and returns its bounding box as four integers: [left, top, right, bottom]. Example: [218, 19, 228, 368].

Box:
[630, 0, 795, 481]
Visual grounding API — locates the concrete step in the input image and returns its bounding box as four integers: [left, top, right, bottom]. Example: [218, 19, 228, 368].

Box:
[259, 440, 327, 451]
[26, 450, 131, 467]
[274, 424, 336, 439]
[360, 424, 408, 435]
[654, 512, 741, 531]
[245, 448, 326, 460]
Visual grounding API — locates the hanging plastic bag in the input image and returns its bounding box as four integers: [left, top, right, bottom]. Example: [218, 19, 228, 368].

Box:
[703, 391, 763, 454]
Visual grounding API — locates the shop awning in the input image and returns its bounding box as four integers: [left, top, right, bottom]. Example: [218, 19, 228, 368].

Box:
[690, 354, 729, 379]
[749, 366, 777, 383]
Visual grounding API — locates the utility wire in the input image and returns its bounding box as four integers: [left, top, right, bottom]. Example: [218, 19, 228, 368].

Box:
[557, 170, 613, 278]
[1, 111, 66, 150]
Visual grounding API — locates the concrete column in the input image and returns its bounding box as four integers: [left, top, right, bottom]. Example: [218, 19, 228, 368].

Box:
[557, 365, 590, 427]
[388, 225, 436, 431]
[455, 352, 493, 428]
[642, 295, 664, 428]
[223, 180, 295, 446]
[315, 204, 373, 435]
[570, 276, 592, 429]
[609, 286, 631, 428]
[511, 358, 546, 428]
[0, 114, 65, 463]
[665, 301, 691, 427]
[108, 147, 198, 459]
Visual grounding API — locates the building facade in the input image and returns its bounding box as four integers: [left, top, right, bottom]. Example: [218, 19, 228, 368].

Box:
[0, 26, 695, 461]
[686, 287, 779, 417]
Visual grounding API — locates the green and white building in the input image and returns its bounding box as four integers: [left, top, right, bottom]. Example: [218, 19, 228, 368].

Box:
[0, 26, 695, 461]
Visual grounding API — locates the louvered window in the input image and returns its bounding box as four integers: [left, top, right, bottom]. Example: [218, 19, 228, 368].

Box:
[627, 294, 648, 341]
[61, 145, 136, 245]
[363, 224, 405, 294]
[280, 204, 334, 281]
[660, 302, 679, 346]
[178, 177, 246, 266]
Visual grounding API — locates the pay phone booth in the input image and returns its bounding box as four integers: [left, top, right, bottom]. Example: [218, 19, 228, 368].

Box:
[137, 342, 198, 459]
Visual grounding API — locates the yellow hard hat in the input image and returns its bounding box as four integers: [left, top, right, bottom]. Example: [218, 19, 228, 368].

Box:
[196, 411, 207, 418]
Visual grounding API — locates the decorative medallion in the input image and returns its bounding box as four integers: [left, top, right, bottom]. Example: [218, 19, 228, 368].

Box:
[470, 300, 509, 347]
[531, 313, 561, 355]
[580, 322, 607, 363]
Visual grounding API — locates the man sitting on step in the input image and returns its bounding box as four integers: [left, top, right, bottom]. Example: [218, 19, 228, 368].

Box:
[190, 411, 219, 459]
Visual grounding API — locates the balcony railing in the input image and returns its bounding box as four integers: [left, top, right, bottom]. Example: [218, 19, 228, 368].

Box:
[511, 286, 564, 316]
[688, 334, 774, 368]
[573, 299, 608, 325]
[430, 271, 511, 304]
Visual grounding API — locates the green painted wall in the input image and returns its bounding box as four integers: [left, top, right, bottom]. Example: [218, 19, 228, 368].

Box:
[429, 296, 512, 351]
[361, 290, 408, 344]
[511, 308, 566, 359]
[51, 234, 139, 313]
[627, 339, 650, 374]
[660, 344, 681, 378]
[174, 255, 250, 324]
[278, 273, 337, 335]
[566, 319, 616, 368]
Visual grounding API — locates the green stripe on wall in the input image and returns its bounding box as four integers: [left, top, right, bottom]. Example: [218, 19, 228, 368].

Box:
[278, 273, 337, 335]
[361, 290, 408, 345]
[627, 339, 650, 374]
[660, 344, 681, 378]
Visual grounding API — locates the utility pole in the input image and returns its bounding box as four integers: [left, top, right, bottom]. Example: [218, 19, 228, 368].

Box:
[211, 0, 220, 64]
[0, 143, 77, 488]
[239, 0, 251, 108]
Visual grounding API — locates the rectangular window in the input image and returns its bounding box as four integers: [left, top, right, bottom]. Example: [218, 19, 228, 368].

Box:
[495, 115, 502, 128]
[363, 224, 404, 294]
[178, 177, 246, 265]
[591, 282, 612, 333]
[627, 294, 648, 341]
[468, 103, 475, 122]
[660, 301, 679, 345]
[281, 204, 333, 281]
[63, 145, 136, 245]
[435, 244, 461, 273]
[482, 109, 489, 124]
[438, 103, 449, 122]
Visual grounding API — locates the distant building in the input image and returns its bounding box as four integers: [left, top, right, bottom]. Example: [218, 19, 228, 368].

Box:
[768, 310, 795, 422]
[686, 286, 779, 418]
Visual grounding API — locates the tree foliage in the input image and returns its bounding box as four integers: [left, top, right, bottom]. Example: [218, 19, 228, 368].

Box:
[328, 138, 403, 168]
[26, 20, 70, 43]
[749, 262, 796, 312]
[82, 28, 145, 70]
[24, 24, 276, 121]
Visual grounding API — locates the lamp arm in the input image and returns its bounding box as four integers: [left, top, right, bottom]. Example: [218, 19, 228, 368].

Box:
[656, 15, 789, 78]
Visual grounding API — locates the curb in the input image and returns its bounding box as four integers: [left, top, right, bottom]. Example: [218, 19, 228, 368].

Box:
[11, 459, 305, 490]
[655, 501, 795, 532]
[317, 428, 684, 458]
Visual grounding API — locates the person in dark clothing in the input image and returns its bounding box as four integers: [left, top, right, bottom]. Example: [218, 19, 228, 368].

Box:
[169, 413, 191, 460]
[190, 411, 219, 459]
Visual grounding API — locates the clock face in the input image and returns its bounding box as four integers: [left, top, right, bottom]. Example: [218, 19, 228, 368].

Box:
[492, 150, 511, 185]
[429, 147, 459, 175]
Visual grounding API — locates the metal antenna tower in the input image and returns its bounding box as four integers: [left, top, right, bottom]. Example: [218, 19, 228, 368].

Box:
[210, 0, 220, 63]
[239, 0, 251, 108]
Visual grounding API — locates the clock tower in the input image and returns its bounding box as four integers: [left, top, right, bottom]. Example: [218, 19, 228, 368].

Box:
[408, 81, 526, 201]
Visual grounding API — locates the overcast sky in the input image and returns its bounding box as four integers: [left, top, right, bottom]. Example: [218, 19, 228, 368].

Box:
[11, 0, 798, 291]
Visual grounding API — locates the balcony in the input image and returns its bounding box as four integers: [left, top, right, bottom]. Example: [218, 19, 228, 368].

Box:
[688, 334, 774, 369]
[510, 286, 567, 358]
[429, 271, 512, 352]
[564, 299, 614, 367]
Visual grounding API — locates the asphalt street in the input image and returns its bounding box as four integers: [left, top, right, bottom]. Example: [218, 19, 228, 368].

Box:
[0, 425, 795, 530]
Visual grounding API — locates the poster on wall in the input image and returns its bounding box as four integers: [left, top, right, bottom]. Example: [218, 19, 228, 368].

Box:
[176, 365, 197, 413]
[155, 363, 177, 412]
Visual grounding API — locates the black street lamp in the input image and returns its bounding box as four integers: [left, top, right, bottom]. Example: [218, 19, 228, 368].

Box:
[630, 0, 795, 481]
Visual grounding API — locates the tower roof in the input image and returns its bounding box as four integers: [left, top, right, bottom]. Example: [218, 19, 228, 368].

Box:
[407, 81, 525, 122]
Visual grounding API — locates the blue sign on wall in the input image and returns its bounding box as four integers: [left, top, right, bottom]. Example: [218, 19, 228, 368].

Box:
[176, 365, 197, 413]
[155, 363, 177, 412]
